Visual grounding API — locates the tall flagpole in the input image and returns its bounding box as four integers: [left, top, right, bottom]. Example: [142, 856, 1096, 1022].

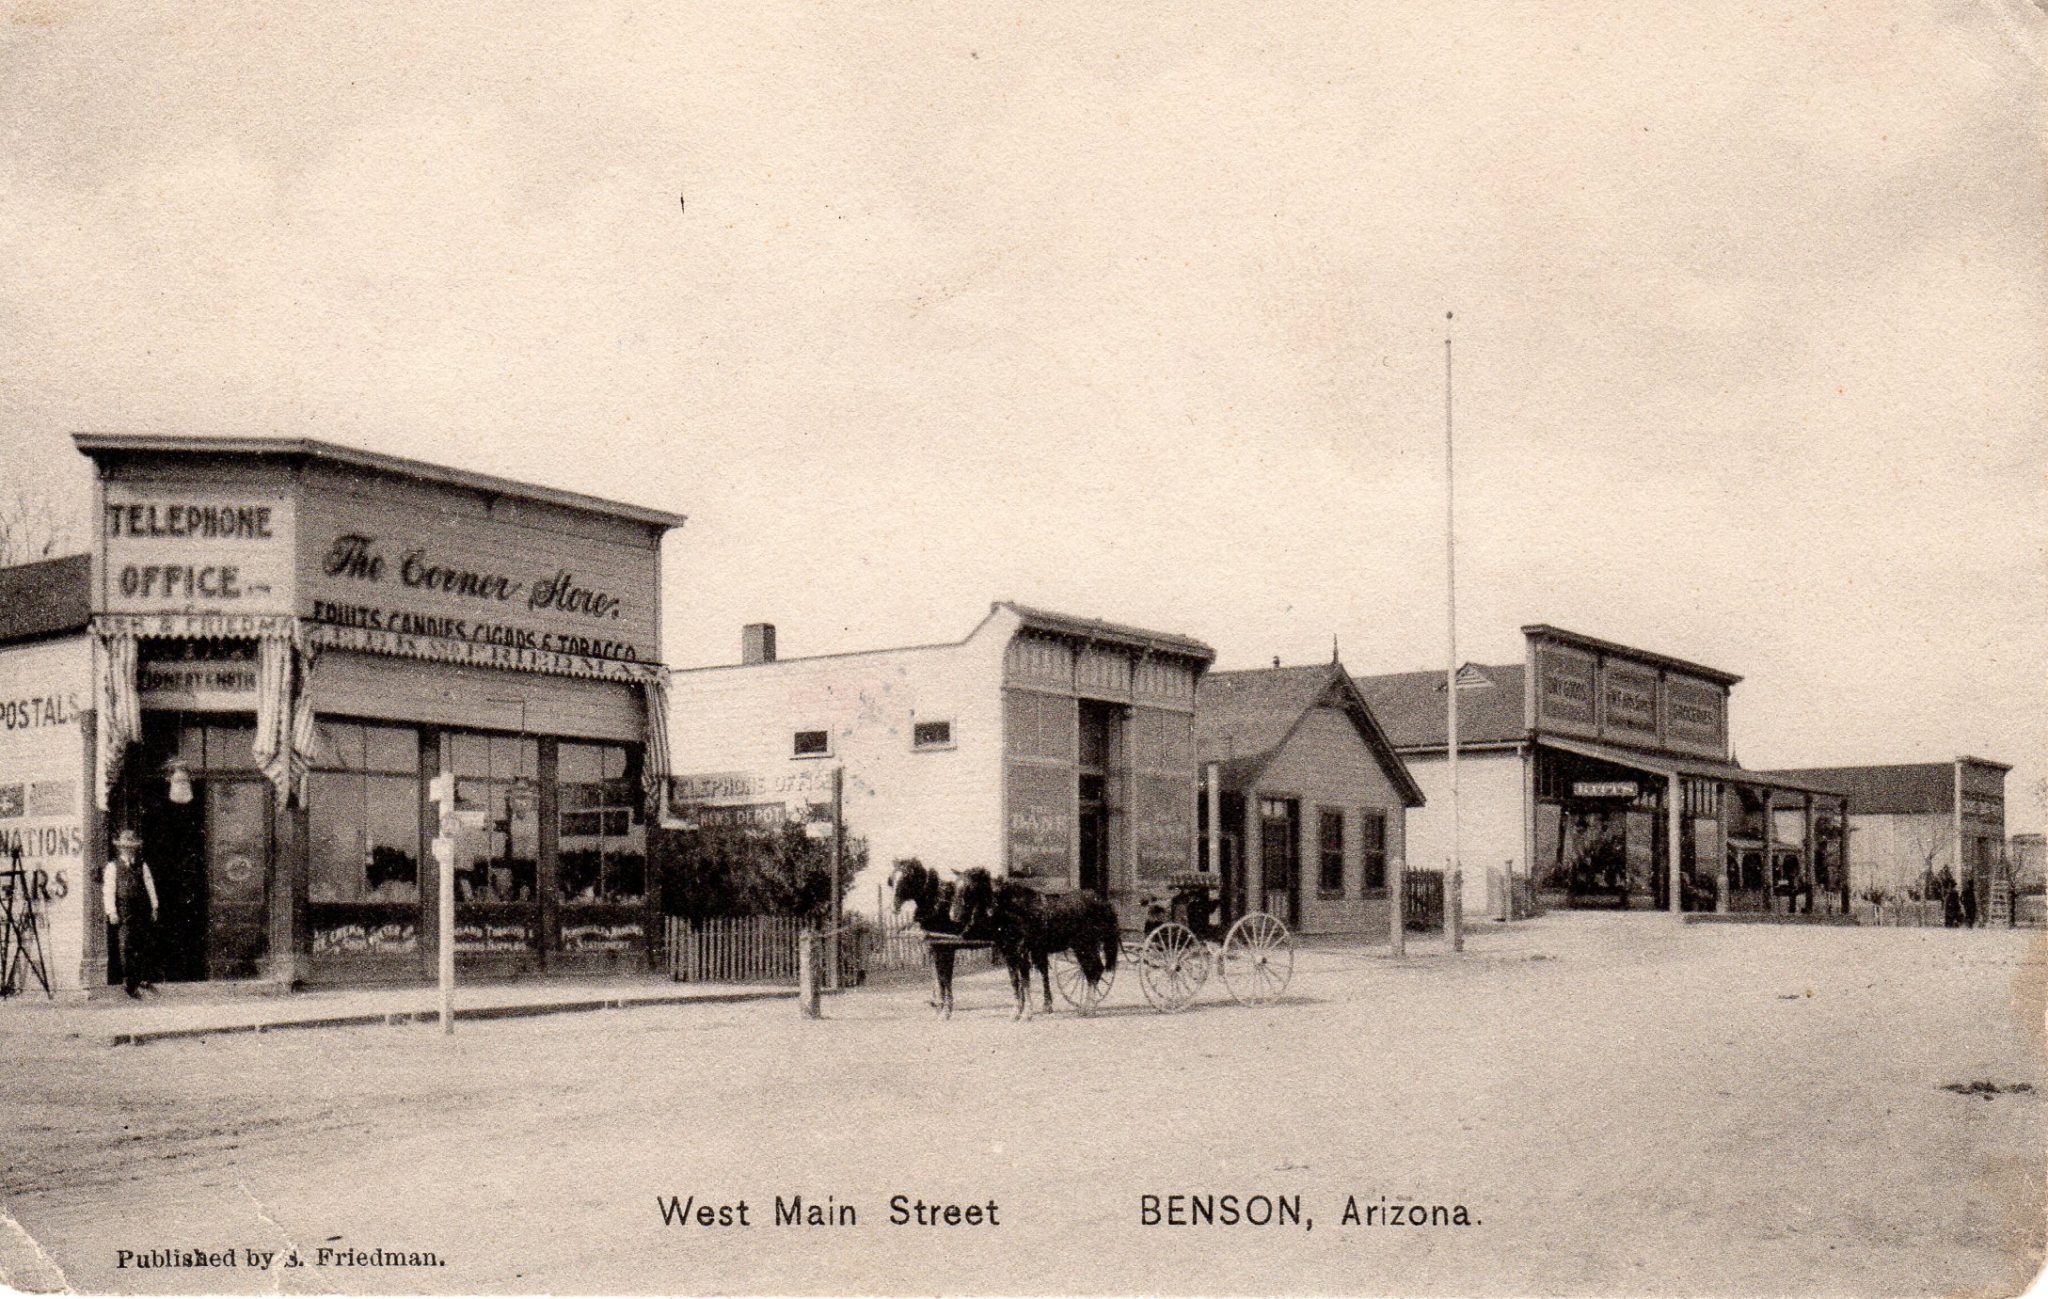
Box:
[1445, 312, 1462, 888]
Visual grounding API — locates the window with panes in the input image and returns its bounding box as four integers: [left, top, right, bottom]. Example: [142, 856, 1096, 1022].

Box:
[307, 723, 421, 904]
[555, 742, 646, 903]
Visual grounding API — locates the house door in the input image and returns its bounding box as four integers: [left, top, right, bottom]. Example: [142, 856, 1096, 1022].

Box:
[1258, 798, 1299, 927]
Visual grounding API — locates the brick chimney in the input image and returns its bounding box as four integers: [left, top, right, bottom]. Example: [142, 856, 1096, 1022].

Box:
[742, 623, 777, 665]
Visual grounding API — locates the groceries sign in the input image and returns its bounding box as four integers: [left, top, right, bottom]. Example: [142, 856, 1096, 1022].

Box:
[1531, 633, 1728, 759]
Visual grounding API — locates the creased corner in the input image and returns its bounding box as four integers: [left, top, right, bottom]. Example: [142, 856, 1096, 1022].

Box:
[0, 1197, 78, 1295]
[237, 1181, 306, 1296]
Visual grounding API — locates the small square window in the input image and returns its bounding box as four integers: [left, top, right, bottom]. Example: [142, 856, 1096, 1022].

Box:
[792, 730, 831, 758]
[912, 720, 954, 750]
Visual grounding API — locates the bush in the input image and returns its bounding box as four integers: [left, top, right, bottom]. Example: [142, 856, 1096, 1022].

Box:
[653, 820, 866, 922]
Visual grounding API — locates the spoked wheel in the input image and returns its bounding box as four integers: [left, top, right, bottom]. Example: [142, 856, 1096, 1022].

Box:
[1220, 912, 1293, 1006]
[1051, 951, 1115, 1013]
[1137, 922, 1209, 1012]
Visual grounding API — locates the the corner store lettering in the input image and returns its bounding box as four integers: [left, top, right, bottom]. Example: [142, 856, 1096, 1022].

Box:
[321, 534, 625, 622]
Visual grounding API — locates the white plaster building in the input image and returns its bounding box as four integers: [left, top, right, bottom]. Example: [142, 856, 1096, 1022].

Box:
[663, 604, 1214, 924]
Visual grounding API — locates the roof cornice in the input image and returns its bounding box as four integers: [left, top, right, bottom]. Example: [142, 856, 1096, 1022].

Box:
[72, 433, 687, 531]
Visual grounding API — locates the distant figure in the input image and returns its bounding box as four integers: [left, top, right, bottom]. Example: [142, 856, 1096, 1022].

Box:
[1962, 878, 1979, 928]
[1943, 879, 1963, 928]
[102, 829, 159, 997]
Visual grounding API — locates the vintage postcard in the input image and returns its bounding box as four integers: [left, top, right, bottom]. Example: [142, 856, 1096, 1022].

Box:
[1, 2, 2043, 1296]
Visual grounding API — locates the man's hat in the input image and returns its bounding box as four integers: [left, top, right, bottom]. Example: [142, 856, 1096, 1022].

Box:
[113, 829, 143, 849]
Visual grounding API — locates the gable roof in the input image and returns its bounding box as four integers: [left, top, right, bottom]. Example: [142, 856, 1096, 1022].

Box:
[0, 554, 91, 645]
[1197, 662, 1424, 806]
[1352, 662, 1528, 751]
[1755, 763, 1956, 815]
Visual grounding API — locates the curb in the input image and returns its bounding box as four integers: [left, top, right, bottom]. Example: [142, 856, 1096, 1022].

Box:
[104, 987, 827, 1046]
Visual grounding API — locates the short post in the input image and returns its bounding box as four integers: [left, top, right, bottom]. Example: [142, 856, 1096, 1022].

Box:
[827, 767, 844, 992]
[797, 925, 821, 1019]
[1450, 867, 1465, 952]
[1388, 859, 1407, 958]
[429, 771, 460, 1037]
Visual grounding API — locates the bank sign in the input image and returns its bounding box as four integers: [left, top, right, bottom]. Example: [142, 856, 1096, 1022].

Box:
[102, 485, 295, 616]
[1531, 636, 1729, 759]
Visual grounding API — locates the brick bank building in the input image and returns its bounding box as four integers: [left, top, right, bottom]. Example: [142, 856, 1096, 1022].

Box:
[0, 435, 681, 995]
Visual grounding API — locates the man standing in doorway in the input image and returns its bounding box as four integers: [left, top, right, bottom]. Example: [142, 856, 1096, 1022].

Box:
[103, 829, 159, 997]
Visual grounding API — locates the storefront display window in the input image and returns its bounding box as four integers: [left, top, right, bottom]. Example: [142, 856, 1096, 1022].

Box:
[449, 732, 539, 903]
[556, 742, 645, 903]
[308, 722, 421, 904]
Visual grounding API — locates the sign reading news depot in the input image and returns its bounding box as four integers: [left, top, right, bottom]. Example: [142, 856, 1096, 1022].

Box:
[102, 484, 295, 616]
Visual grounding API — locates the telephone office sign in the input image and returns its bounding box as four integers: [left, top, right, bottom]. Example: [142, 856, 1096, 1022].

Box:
[661, 767, 838, 831]
[101, 484, 295, 616]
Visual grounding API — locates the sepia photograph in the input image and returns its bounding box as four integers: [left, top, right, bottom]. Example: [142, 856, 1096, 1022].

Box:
[0, 2, 2043, 1296]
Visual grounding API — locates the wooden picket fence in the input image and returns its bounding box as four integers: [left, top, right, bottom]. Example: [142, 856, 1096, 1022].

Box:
[664, 913, 942, 986]
[667, 915, 801, 985]
[1403, 868, 1446, 932]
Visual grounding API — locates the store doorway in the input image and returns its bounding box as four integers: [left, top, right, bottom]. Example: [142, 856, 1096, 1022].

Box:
[1076, 701, 1120, 898]
[128, 787, 208, 983]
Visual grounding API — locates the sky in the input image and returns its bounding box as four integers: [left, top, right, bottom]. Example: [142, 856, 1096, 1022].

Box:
[2, 2, 2043, 830]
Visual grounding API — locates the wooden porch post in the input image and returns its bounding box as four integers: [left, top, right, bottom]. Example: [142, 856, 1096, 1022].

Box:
[1759, 788, 1775, 914]
[1667, 773, 1684, 916]
[1714, 784, 1729, 914]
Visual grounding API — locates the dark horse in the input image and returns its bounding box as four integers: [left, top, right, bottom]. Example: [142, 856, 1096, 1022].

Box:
[888, 858, 973, 1018]
[953, 869, 1119, 1019]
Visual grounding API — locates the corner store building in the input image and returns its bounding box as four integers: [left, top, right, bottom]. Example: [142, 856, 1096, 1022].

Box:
[0, 435, 680, 994]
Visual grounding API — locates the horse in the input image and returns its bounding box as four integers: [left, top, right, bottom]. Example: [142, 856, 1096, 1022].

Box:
[953, 869, 1119, 1019]
[888, 858, 972, 1018]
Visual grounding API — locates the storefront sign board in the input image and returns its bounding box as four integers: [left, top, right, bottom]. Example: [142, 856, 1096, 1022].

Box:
[298, 489, 660, 668]
[102, 484, 295, 616]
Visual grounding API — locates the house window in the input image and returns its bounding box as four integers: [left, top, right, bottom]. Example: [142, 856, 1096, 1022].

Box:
[1318, 809, 1345, 894]
[1359, 810, 1387, 892]
[912, 720, 954, 750]
[792, 729, 831, 758]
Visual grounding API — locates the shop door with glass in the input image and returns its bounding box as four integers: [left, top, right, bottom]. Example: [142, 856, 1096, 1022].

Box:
[204, 779, 270, 979]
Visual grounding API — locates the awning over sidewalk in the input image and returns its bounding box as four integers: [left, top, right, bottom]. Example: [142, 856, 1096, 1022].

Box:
[1535, 735, 1848, 800]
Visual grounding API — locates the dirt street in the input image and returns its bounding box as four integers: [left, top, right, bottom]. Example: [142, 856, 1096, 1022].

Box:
[3, 914, 2042, 1296]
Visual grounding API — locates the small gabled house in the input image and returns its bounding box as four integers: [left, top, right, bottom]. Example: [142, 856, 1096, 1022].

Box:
[1195, 661, 1423, 937]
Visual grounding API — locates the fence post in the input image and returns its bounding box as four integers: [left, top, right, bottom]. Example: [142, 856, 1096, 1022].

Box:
[797, 925, 821, 1018]
[1389, 859, 1407, 958]
[1450, 868, 1464, 952]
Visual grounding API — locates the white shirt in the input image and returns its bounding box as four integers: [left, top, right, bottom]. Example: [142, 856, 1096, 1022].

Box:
[102, 856, 159, 920]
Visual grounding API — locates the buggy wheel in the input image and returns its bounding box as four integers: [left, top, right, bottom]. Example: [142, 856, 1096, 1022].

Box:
[1052, 951, 1115, 1012]
[1220, 912, 1293, 1006]
[1137, 922, 1208, 1013]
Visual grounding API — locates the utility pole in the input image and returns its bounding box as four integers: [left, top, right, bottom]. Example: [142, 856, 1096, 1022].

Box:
[1445, 312, 1463, 909]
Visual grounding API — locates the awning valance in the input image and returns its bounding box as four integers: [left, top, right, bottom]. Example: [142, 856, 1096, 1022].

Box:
[1536, 735, 1849, 802]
